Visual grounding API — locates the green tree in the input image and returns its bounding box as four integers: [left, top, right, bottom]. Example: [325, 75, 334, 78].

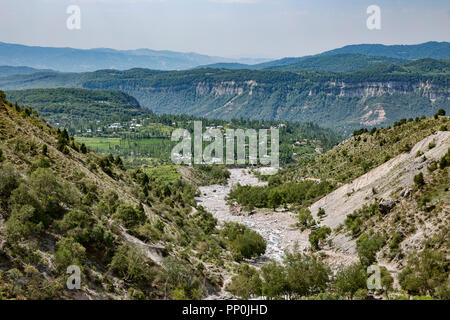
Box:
[5, 205, 42, 240]
[55, 237, 86, 271]
[80, 143, 87, 154]
[309, 226, 331, 250]
[114, 203, 147, 228]
[42, 144, 48, 156]
[0, 163, 22, 200]
[414, 172, 425, 187]
[261, 261, 287, 299]
[380, 266, 394, 297]
[297, 208, 316, 231]
[283, 251, 331, 297]
[334, 263, 367, 299]
[398, 249, 448, 298]
[221, 222, 266, 261]
[317, 207, 326, 217]
[227, 264, 262, 299]
[109, 243, 155, 285]
[161, 256, 203, 300]
[268, 189, 282, 210]
[356, 232, 385, 266]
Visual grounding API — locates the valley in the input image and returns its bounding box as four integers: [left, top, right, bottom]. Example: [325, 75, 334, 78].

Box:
[1, 58, 448, 134]
[0, 40, 449, 302]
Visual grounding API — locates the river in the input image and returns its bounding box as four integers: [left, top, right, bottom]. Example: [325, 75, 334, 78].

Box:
[195, 168, 309, 264]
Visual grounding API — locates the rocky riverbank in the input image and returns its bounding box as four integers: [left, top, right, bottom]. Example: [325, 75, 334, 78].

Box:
[195, 168, 309, 263]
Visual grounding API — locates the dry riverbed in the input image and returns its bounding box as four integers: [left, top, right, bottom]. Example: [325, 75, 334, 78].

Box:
[195, 168, 310, 263]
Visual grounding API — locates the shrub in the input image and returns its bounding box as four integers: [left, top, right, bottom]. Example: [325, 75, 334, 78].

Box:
[80, 143, 87, 154]
[162, 256, 204, 300]
[268, 189, 283, 209]
[221, 222, 266, 261]
[0, 163, 22, 200]
[309, 226, 331, 250]
[356, 232, 385, 266]
[5, 205, 42, 240]
[297, 208, 316, 231]
[109, 244, 155, 285]
[42, 144, 48, 155]
[317, 207, 326, 217]
[414, 172, 425, 187]
[399, 249, 448, 298]
[114, 203, 147, 228]
[389, 233, 404, 251]
[283, 251, 331, 297]
[193, 208, 217, 235]
[439, 149, 450, 169]
[226, 264, 262, 299]
[334, 263, 367, 299]
[29, 155, 51, 173]
[380, 266, 394, 294]
[353, 288, 368, 300]
[55, 237, 86, 271]
[260, 261, 288, 299]
[344, 203, 379, 237]
[9, 168, 76, 226]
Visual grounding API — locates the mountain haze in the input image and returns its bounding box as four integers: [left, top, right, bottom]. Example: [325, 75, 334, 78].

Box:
[0, 42, 267, 72]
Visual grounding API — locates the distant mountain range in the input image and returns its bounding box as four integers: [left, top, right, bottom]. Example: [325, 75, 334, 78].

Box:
[1, 58, 448, 133]
[1, 41, 449, 73]
[198, 41, 450, 71]
[0, 42, 268, 72]
[0, 65, 54, 77]
[200, 54, 410, 72]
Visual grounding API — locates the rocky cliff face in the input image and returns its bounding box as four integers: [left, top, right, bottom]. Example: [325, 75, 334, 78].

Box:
[324, 81, 448, 99]
[194, 79, 448, 100]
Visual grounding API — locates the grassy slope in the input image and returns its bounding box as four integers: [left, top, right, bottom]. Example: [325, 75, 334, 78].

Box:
[284, 116, 449, 184]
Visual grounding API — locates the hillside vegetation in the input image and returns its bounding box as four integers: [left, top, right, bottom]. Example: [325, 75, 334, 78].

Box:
[265, 54, 408, 72]
[228, 114, 449, 299]
[0, 60, 448, 133]
[0, 91, 269, 300]
[5, 88, 149, 132]
[283, 114, 449, 184]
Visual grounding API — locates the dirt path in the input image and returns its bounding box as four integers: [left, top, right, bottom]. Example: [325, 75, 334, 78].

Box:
[195, 168, 309, 263]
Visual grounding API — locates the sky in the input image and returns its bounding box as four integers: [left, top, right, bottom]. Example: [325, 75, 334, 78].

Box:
[0, 0, 449, 59]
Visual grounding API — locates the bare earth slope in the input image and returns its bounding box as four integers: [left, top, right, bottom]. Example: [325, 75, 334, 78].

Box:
[310, 131, 450, 229]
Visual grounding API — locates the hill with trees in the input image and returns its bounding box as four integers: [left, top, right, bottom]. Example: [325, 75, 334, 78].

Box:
[0, 60, 448, 134]
[228, 113, 449, 299]
[5, 88, 150, 132]
[264, 54, 409, 72]
[0, 91, 271, 299]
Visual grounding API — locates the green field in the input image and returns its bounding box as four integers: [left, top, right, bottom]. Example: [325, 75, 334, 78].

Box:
[75, 136, 176, 163]
[143, 165, 181, 183]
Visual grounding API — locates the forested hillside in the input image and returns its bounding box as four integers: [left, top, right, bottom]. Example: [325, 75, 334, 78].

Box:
[260, 54, 408, 72]
[5, 88, 149, 131]
[0, 59, 448, 134]
[0, 91, 271, 299]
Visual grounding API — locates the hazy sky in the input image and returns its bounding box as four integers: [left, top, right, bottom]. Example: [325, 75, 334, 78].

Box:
[1, 0, 449, 58]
